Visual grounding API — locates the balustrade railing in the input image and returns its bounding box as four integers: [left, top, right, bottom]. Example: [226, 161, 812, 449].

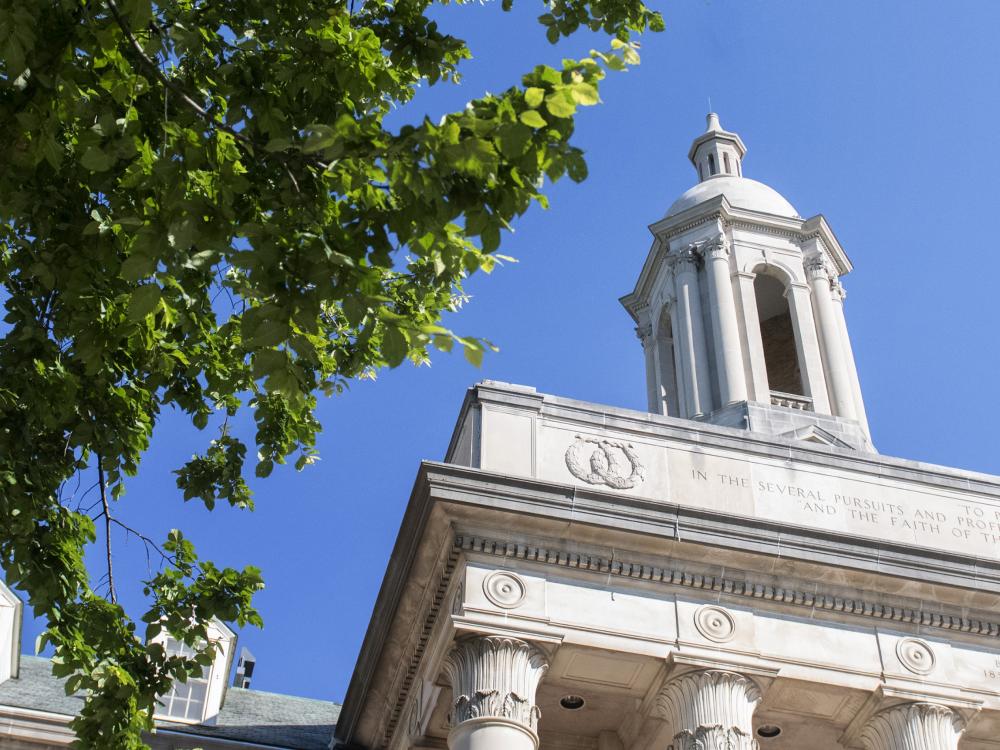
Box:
[770, 391, 813, 411]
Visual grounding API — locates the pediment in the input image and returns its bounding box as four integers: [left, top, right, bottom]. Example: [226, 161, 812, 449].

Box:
[779, 424, 854, 450]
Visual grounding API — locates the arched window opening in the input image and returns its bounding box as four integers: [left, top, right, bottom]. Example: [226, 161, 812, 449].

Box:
[708, 154, 717, 176]
[754, 274, 804, 397]
[723, 153, 731, 174]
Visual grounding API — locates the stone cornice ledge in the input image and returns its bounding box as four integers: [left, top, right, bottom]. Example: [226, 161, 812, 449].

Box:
[422, 462, 1000, 597]
[455, 530, 1000, 639]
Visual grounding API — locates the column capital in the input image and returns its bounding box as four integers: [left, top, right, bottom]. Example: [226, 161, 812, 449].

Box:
[443, 635, 548, 736]
[831, 278, 847, 302]
[669, 244, 703, 274]
[804, 254, 832, 281]
[702, 232, 731, 260]
[860, 703, 965, 750]
[653, 669, 762, 750]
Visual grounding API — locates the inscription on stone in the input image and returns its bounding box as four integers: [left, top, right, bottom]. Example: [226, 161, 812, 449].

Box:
[543, 426, 1000, 560]
[678, 456, 1000, 558]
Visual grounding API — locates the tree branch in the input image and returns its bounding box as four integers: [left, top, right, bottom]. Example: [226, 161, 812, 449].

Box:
[109, 517, 183, 572]
[103, 0, 329, 171]
[95, 453, 116, 604]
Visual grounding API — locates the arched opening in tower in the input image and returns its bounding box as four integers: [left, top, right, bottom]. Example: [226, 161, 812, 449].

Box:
[753, 273, 804, 397]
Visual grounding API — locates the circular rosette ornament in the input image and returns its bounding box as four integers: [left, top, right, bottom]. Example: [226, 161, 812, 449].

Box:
[564, 436, 646, 490]
[693, 605, 736, 643]
[483, 571, 527, 609]
[896, 637, 936, 675]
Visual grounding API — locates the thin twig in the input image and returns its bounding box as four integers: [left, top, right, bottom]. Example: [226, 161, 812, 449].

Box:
[96, 454, 116, 604]
[110, 517, 187, 573]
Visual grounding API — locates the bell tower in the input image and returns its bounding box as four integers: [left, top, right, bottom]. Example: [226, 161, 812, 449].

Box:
[622, 114, 873, 451]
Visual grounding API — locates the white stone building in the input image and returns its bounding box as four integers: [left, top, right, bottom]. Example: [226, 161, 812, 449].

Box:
[4, 115, 1000, 750]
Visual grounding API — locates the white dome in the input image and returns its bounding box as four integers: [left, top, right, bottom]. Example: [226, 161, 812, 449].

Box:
[666, 175, 799, 219]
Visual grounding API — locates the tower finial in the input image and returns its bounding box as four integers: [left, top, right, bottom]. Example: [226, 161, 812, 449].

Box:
[688, 114, 746, 182]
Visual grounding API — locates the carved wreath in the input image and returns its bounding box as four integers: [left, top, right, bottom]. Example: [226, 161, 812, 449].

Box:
[565, 436, 646, 490]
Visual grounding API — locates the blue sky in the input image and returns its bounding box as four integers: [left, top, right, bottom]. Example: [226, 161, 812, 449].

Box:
[16, 0, 1000, 704]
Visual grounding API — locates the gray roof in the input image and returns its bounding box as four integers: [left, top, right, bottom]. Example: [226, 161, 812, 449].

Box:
[0, 656, 340, 750]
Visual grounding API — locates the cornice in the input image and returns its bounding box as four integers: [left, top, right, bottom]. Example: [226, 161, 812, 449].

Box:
[456, 534, 1000, 640]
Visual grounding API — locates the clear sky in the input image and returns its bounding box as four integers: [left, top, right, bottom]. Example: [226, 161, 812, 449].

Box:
[15, 0, 1000, 705]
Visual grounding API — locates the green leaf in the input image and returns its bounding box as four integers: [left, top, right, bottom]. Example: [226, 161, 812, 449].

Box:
[519, 110, 547, 128]
[545, 91, 577, 118]
[496, 123, 533, 159]
[566, 150, 589, 182]
[120, 253, 156, 282]
[382, 325, 407, 368]
[524, 87, 545, 107]
[442, 138, 498, 177]
[80, 146, 115, 172]
[302, 125, 338, 154]
[247, 320, 289, 348]
[571, 83, 600, 106]
[463, 341, 484, 367]
[127, 285, 161, 321]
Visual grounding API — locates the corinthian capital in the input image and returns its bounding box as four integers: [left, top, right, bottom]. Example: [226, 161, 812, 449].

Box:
[654, 670, 762, 750]
[804, 254, 831, 281]
[861, 703, 965, 750]
[670, 244, 703, 274]
[703, 232, 731, 260]
[443, 636, 549, 734]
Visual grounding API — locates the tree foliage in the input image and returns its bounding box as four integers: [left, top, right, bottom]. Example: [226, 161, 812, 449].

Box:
[0, 0, 662, 745]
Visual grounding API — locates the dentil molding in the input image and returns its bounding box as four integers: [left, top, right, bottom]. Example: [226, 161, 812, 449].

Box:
[456, 534, 1000, 640]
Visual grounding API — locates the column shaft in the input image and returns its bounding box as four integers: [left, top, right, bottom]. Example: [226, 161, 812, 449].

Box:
[785, 282, 832, 414]
[672, 247, 713, 417]
[668, 304, 691, 418]
[703, 233, 748, 406]
[734, 272, 770, 402]
[638, 324, 660, 414]
[831, 281, 872, 441]
[806, 258, 855, 419]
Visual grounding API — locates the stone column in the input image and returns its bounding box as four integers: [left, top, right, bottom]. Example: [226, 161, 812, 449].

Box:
[654, 670, 762, 750]
[734, 271, 771, 403]
[830, 280, 872, 441]
[443, 636, 549, 750]
[860, 703, 965, 750]
[805, 257, 855, 419]
[785, 281, 832, 415]
[671, 246, 713, 417]
[637, 323, 660, 414]
[703, 232, 748, 406]
[668, 303, 690, 418]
